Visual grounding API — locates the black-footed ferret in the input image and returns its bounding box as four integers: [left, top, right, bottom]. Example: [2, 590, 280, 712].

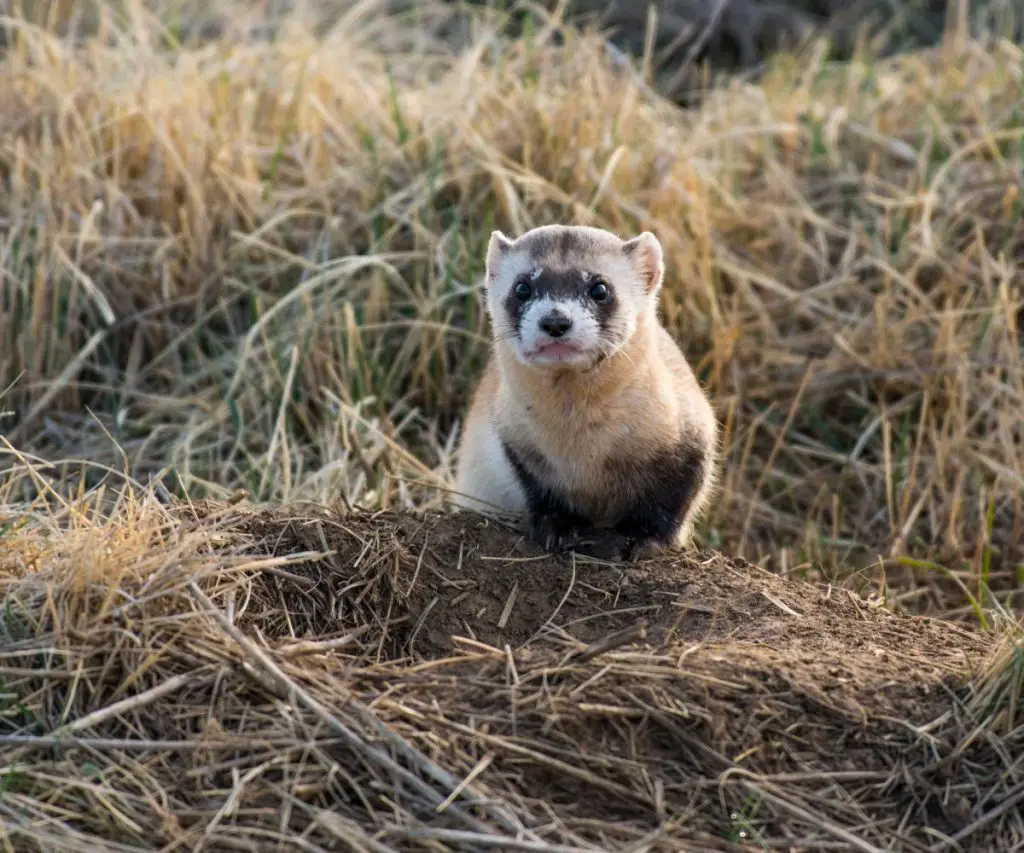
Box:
[452, 224, 718, 561]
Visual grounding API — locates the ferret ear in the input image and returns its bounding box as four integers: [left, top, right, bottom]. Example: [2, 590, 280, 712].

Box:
[622, 231, 664, 295]
[485, 230, 514, 287]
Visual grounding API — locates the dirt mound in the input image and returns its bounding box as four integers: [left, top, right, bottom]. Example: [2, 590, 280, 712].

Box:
[221, 503, 986, 715]
[1, 499, 1021, 852]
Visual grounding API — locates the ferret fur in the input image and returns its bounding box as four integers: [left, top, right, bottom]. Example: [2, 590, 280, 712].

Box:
[452, 224, 718, 561]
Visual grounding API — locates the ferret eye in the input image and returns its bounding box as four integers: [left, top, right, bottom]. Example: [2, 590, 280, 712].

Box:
[513, 278, 533, 301]
[589, 278, 610, 303]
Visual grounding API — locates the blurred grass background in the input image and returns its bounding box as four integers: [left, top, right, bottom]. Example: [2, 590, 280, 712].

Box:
[1, 0, 1022, 621]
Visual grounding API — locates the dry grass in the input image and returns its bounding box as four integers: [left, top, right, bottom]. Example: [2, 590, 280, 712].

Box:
[2, 1, 1023, 617]
[1, 3, 1024, 849]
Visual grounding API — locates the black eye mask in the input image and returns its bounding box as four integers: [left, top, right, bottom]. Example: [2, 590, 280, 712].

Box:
[502, 269, 618, 336]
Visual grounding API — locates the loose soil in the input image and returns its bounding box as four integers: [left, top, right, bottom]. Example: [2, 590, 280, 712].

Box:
[211, 502, 989, 718]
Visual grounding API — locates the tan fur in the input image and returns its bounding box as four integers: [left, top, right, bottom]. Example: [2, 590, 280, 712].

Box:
[452, 224, 718, 555]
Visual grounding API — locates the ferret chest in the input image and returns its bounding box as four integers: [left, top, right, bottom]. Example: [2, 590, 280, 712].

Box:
[528, 396, 663, 503]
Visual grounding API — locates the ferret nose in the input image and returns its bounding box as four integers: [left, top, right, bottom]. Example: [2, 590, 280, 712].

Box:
[539, 312, 572, 338]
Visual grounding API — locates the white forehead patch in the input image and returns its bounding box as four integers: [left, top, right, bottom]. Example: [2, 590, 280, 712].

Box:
[529, 267, 542, 281]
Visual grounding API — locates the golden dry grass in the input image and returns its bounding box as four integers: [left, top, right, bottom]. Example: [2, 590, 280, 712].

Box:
[1, 2, 1024, 849]
[2, 1, 1023, 618]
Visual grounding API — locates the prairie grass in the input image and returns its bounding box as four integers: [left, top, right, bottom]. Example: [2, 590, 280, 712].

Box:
[0, 0, 1023, 620]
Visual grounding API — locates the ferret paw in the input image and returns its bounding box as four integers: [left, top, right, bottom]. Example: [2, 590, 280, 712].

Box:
[532, 516, 610, 557]
[575, 530, 636, 561]
[529, 514, 586, 554]
[529, 515, 634, 560]
[620, 537, 666, 562]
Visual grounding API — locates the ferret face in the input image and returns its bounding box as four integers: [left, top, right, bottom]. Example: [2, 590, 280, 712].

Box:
[483, 225, 665, 370]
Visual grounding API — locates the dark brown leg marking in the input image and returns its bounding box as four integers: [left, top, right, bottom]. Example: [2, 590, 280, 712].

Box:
[500, 439, 629, 558]
[501, 437, 707, 561]
[606, 441, 708, 560]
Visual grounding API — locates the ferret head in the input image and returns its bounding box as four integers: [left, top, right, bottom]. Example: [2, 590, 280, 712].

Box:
[482, 224, 665, 370]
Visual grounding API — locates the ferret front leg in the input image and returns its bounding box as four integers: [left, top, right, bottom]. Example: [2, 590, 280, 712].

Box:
[502, 438, 615, 557]
[611, 443, 708, 562]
